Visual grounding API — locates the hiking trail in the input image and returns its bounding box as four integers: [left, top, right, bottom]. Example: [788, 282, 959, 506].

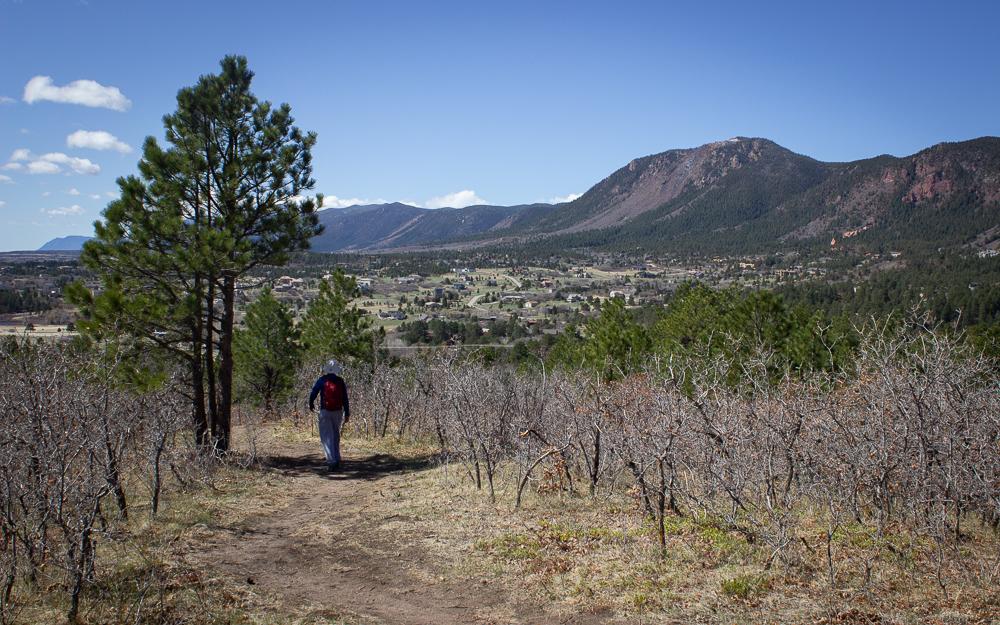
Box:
[194, 436, 606, 625]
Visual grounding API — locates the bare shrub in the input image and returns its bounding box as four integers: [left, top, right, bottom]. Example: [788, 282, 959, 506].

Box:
[339, 320, 999, 596]
[0, 338, 188, 622]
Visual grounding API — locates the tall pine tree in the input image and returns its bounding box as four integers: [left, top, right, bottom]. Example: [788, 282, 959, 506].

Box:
[71, 56, 321, 451]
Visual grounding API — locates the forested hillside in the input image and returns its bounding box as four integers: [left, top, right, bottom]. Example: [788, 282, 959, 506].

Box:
[312, 137, 1000, 257]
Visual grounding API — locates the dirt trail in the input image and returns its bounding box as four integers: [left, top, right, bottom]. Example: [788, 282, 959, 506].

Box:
[196, 438, 606, 625]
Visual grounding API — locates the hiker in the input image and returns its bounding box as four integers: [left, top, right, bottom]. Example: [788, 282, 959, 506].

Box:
[309, 359, 351, 472]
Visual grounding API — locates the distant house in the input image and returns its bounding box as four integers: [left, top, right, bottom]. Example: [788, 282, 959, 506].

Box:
[565, 293, 585, 303]
[609, 290, 626, 299]
[274, 275, 303, 291]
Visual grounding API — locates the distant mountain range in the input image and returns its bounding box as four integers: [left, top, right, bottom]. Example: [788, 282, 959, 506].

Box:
[38, 137, 1000, 256]
[313, 136, 1000, 255]
[37, 235, 92, 252]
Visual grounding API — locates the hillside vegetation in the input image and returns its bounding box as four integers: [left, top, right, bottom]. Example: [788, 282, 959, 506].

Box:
[3, 307, 999, 623]
[311, 137, 1000, 256]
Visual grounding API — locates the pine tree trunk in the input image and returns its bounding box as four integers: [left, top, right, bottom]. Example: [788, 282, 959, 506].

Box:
[205, 280, 219, 442]
[216, 275, 236, 452]
[190, 315, 209, 448]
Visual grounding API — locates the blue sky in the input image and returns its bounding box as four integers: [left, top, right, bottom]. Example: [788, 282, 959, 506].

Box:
[1, 0, 999, 251]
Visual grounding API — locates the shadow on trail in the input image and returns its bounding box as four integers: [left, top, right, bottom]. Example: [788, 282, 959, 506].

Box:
[262, 452, 435, 482]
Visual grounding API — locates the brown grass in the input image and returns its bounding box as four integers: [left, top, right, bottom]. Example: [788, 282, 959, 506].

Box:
[343, 433, 1000, 625]
[12, 422, 998, 625]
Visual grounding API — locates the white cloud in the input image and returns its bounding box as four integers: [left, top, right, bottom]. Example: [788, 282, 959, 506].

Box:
[68, 188, 80, 195]
[320, 194, 389, 209]
[423, 189, 487, 209]
[42, 204, 84, 216]
[104, 191, 117, 198]
[0, 201, 5, 208]
[319, 189, 496, 210]
[549, 192, 582, 204]
[1, 163, 23, 171]
[11, 150, 100, 175]
[41, 153, 100, 175]
[29, 161, 61, 175]
[0, 175, 12, 184]
[66, 129, 131, 153]
[23, 76, 131, 111]
[90, 194, 102, 200]
[42, 191, 52, 197]
[0, 96, 14, 105]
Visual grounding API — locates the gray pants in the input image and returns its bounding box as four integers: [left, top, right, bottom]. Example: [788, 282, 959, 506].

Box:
[318, 409, 344, 466]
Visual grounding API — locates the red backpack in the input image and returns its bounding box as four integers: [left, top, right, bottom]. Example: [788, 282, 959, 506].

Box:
[322, 376, 344, 411]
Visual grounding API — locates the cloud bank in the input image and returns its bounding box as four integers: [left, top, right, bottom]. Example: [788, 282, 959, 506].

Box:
[67, 130, 132, 153]
[7, 149, 100, 175]
[42, 204, 84, 216]
[320, 189, 488, 210]
[549, 192, 582, 204]
[23, 76, 131, 111]
[423, 189, 487, 209]
[321, 195, 389, 209]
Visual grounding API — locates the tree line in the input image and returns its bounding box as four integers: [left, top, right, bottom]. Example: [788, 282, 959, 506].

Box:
[0, 288, 51, 315]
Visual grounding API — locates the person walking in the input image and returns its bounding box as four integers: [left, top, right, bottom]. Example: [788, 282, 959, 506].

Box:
[309, 359, 351, 472]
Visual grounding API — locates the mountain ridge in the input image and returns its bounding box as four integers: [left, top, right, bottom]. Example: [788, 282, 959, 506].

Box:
[37, 235, 93, 252]
[37, 136, 1000, 256]
[310, 136, 1000, 255]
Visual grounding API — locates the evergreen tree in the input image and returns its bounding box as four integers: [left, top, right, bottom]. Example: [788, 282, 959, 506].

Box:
[300, 271, 383, 366]
[548, 298, 651, 379]
[69, 56, 321, 451]
[233, 289, 301, 410]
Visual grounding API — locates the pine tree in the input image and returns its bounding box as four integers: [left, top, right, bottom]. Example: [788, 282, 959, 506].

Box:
[300, 271, 383, 366]
[70, 56, 321, 451]
[233, 289, 301, 410]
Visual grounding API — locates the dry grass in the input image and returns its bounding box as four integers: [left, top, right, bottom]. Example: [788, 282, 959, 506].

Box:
[9, 438, 348, 625]
[12, 422, 998, 625]
[349, 435, 1000, 625]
